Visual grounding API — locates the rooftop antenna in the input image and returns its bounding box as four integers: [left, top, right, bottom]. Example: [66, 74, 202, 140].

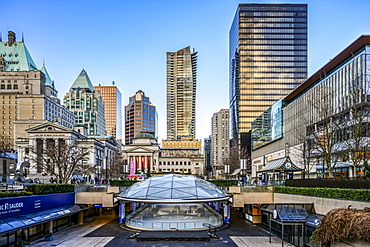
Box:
[22, 32, 24, 42]
[43, 58, 45, 67]
[0, 32, 2, 42]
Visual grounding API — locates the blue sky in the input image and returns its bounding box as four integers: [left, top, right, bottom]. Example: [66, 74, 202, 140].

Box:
[3, 0, 370, 142]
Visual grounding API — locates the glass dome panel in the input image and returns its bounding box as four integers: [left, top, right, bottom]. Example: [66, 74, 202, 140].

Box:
[118, 174, 229, 202]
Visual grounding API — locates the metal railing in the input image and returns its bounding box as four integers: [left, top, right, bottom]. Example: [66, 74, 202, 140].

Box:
[127, 218, 221, 230]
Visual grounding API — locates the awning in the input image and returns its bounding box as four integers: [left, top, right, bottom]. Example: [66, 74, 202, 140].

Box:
[0, 204, 87, 234]
[230, 169, 241, 176]
[316, 161, 353, 170]
[258, 157, 303, 173]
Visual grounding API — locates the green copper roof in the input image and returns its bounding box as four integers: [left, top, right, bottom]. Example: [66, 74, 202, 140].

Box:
[70, 69, 94, 92]
[0, 42, 38, 71]
[40, 64, 54, 87]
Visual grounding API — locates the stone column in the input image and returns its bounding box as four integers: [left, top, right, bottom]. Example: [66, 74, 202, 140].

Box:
[44, 221, 53, 234]
[139, 156, 142, 171]
[78, 211, 84, 225]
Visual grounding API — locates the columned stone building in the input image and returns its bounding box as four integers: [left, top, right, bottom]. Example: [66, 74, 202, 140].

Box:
[122, 132, 160, 175]
[122, 132, 205, 177]
[17, 122, 119, 180]
[158, 148, 205, 176]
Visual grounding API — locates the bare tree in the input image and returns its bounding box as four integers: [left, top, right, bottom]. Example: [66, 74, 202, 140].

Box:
[0, 135, 13, 155]
[341, 76, 370, 177]
[31, 140, 91, 183]
[306, 86, 341, 178]
[102, 151, 125, 179]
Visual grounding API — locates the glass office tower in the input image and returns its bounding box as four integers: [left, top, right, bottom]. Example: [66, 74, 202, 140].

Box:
[229, 3, 307, 151]
[166, 46, 197, 140]
[125, 90, 157, 145]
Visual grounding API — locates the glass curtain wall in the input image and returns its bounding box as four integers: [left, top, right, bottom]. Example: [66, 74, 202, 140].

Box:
[230, 4, 307, 149]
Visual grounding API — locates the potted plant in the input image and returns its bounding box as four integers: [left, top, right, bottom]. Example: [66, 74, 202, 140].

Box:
[44, 231, 54, 241]
[18, 239, 30, 247]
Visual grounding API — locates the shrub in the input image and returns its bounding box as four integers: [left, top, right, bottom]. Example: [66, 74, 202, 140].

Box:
[109, 180, 138, 187]
[312, 208, 370, 245]
[208, 179, 239, 187]
[0, 191, 33, 198]
[274, 186, 370, 201]
[26, 184, 75, 195]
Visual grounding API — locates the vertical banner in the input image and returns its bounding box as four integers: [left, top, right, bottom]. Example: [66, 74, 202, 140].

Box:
[224, 204, 230, 223]
[119, 203, 125, 223]
[130, 161, 135, 175]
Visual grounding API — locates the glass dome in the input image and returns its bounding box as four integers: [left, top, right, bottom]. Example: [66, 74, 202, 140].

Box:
[118, 174, 230, 203]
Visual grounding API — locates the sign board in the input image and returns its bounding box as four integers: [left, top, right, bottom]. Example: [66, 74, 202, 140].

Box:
[0, 193, 74, 219]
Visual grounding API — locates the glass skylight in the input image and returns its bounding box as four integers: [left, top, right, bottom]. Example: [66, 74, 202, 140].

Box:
[118, 174, 229, 202]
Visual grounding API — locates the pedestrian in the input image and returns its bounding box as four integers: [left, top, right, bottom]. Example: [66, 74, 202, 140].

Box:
[49, 177, 54, 183]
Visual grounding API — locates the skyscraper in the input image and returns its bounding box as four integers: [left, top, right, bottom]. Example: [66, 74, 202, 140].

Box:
[125, 90, 157, 145]
[229, 3, 307, 152]
[63, 70, 106, 136]
[94, 85, 122, 143]
[166, 46, 197, 140]
[211, 109, 230, 178]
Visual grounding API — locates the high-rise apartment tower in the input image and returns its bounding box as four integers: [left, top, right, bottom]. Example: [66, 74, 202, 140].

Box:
[125, 90, 157, 145]
[211, 109, 230, 178]
[229, 3, 307, 151]
[94, 85, 122, 142]
[166, 46, 197, 140]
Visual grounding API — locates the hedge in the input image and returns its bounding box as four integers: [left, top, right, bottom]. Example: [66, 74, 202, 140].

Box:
[274, 186, 370, 202]
[26, 184, 75, 195]
[109, 180, 138, 187]
[208, 179, 239, 187]
[0, 191, 33, 198]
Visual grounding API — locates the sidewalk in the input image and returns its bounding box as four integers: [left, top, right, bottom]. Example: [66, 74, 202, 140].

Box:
[31, 214, 115, 247]
[30, 210, 295, 247]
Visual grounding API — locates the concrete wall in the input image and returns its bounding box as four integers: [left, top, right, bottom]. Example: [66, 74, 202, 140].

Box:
[232, 192, 274, 207]
[75, 192, 113, 207]
[274, 193, 370, 215]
